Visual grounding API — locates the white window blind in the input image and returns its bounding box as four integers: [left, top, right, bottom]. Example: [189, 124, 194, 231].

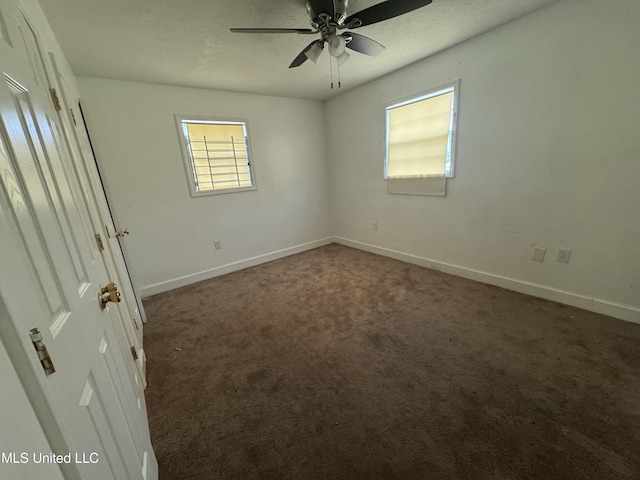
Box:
[385, 81, 458, 196]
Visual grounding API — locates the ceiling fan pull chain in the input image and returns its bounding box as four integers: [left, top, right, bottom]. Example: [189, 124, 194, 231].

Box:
[329, 54, 334, 89]
[337, 56, 342, 89]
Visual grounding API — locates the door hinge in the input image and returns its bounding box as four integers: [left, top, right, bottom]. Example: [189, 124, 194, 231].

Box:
[130, 346, 139, 361]
[49, 88, 62, 111]
[70, 108, 77, 126]
[94, 233, 105, 252]
[29, 328, 56, 376]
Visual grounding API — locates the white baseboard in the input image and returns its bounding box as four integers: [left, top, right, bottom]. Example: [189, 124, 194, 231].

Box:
[334, 237, 640, 325]
[139, 235, 639, 324]
[140, 237, 334, 298]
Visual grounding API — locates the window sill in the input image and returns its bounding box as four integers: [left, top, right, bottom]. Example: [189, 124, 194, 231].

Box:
[190, 186, 258, 198]
[386, 176, 446, 196]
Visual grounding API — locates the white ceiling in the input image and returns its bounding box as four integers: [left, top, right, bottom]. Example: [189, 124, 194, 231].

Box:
[38, 0, 559, 101]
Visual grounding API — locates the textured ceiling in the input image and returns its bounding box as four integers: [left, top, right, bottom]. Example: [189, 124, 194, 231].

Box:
[38, 0, 559, 100]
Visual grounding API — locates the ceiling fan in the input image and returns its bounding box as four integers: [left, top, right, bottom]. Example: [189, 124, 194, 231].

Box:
[231, 0, 433, 80]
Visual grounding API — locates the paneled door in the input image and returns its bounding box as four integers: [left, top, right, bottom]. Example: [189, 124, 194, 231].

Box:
[48, 51, 148, 390]
[0, 1, 157, 479]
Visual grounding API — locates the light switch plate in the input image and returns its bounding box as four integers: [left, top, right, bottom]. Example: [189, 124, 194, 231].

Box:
[532, 246, 547, 262]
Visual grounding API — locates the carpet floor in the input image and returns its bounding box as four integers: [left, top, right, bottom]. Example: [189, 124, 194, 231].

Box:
[143, 244, 640, 479]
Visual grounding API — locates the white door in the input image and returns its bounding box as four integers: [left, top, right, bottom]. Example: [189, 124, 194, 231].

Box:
[0, 1, 157, 479]
[0, 336, 66, 480]
[47, 55, 148, 388]
[7, 0, 146, 396]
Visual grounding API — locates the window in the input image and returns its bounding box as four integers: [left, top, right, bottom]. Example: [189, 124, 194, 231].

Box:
[384, 80, 459, 196]
[176, 115, 256, 197]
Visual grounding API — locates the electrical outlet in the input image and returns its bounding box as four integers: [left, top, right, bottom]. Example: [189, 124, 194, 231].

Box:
[373, 221, 378, 231]
[531, 246, 546, 262]
[214, 240, 222, 250]
[556, 248, 571, 263]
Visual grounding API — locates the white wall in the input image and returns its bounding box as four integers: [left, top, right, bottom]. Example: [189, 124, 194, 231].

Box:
[78, 0, 639, 322]
[326, 0, 640, 322]
[78, 78, 331, 295]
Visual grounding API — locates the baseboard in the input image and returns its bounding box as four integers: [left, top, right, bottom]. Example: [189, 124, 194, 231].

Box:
[140, 235, 639, 324]
[140, 237, 334, 298]
[334, 237, 640, 325]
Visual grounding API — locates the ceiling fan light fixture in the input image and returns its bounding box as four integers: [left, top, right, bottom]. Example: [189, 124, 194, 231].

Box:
[304, 42, 324, 64]
[327, 34, 346, 57]
[337, 51, 350, 65]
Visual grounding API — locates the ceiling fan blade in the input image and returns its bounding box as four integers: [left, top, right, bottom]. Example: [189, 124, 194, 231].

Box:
[343, 32, 385, 56]
[344, 0, 433, 28]
[308, 0, 336, 19]
[289, 40, 323, 68]
[230, 28, 314, 34]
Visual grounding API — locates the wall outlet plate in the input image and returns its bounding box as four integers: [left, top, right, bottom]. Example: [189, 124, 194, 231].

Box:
[556, 248, 572, 263]
[531, 246, 546, 262]
[214, 240, 222, 250]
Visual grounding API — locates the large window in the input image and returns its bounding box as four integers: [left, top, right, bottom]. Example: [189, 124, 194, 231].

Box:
[384, 80, 459, 196]
[176, 115, 256, 197]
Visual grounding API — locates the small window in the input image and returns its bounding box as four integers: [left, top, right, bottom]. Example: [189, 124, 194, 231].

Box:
[384, 80, 459, 196]
[176, 115, 256, 197]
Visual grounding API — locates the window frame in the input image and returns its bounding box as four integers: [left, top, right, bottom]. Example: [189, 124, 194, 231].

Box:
[174, 114, 257, 198]
[384, 79, 460, 182]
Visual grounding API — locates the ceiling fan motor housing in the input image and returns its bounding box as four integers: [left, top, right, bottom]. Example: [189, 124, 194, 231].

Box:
[335, 0, 348, 24]
[307, 0, 349, 25]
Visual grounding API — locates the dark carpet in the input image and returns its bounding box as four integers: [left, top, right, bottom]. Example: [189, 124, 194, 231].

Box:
[143, 244, 640, 479]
